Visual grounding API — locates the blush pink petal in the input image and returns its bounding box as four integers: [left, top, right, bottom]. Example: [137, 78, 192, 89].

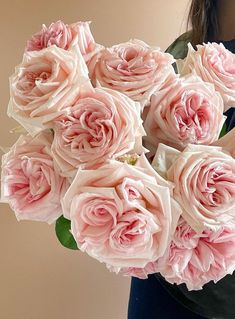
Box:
[107, 261, 159, 279]
[213, 127, 235, 158]
[69, 21, 104, 65]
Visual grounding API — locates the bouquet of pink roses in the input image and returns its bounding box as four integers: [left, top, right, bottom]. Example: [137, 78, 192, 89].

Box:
[1, 20, 235, 291]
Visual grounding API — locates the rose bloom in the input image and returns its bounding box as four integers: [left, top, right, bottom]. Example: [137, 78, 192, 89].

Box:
[177, 42, 235, 111]
[91, 39, 175, 109]
[152, 143, 235, 233]
[26, 20, 103, 65]
[51, 87, 145, 177]
[144, 74, 225, 156]
[62, 154, 181, 268]
[157, 217, 235, 290]
[1, 131, 68, 224]
[8, 45, 89, 134]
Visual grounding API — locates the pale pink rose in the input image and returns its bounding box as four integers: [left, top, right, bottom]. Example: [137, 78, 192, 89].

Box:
[177, 42, 235, 111]
[153, 143, 235, 233]
[1, 131, 68, 224]
[26, 21, 73, 51]
[51, 87, 146, 177]
[8, 45, 90, 134]
[213, 127, 235, 158]
[144, 74, 225, 156]
[157, 218, 235, 290]
[26, 20, 103, 65]
[62, 154, 181, 268]
[91, 39, 175, 109]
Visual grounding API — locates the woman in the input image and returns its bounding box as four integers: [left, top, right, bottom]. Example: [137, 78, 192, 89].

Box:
[128, 1, 235, 318]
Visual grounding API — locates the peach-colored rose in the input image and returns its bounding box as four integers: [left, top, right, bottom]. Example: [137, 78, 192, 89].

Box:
[177, 42, 235, 111]
[1, 131, 68, 224]
[144, 75, 225, 156]
[51, 87, 145, 177]
[91, 39, 175, 109]
[8, 45, 90, 134]
[26, 20, 103, 65]
[157, 217, 235, 290]
[152, 143, 235, 233]
[62, 154, 181, 268]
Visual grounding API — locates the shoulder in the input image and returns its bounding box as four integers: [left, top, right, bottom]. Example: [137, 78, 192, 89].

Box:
[165, 31, 192, 59]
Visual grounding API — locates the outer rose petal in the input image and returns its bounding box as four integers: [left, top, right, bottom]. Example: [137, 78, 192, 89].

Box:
[213, 127, 235, 158]
[69, 21, 104, 64]
[107, 260, 158, 279]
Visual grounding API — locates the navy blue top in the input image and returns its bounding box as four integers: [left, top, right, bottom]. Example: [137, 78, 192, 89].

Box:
[154, 38, 235, 319]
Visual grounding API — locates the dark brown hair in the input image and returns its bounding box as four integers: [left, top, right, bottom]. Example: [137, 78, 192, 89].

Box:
[188, 0, 219, 46]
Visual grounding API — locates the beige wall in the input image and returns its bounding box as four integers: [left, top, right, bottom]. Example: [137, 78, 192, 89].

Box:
[0, 1, 189, 318]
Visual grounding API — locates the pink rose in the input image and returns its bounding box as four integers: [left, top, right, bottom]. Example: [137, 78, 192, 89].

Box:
[51, 87, 145, 177]
[157, 218, 235, 290]
[26, 21, 73, 51]
[144, 74, 225, 156]
[26, 20, 103, 65]
[153, 143, 235, 232]
[177, 42, 235, 111]
[1, 131, 68, 224]
[8, 45, 89, 134]
[62, 154, 181, 268]
[91, 39, 175, 109]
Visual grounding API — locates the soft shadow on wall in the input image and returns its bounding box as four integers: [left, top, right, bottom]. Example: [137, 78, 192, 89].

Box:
[0, 1, 189, 319]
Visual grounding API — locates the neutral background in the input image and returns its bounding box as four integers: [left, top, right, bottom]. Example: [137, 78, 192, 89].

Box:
[0, 1, 189, 318]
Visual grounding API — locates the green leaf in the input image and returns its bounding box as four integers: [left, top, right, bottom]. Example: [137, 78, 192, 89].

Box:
[219, 122, 227, 138]
[55, 216, 78, 250]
